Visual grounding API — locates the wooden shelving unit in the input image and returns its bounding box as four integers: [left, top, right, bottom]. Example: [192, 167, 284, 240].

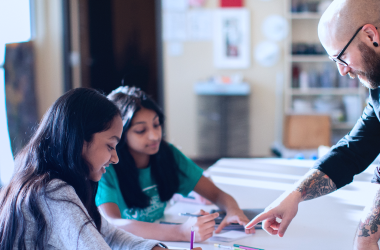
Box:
[289, 13, 322, 19]
[290, 88, 363, 96]
[290, 55, 330, 62]
[284, 0, 367, 144]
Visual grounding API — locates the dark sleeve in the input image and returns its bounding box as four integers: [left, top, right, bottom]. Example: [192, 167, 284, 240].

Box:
[313, 98, 380, 189]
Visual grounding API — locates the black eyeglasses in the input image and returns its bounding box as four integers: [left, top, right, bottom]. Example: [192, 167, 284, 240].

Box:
[329, 26, 364, 67]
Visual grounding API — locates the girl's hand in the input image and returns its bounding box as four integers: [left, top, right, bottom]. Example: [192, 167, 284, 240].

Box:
[215, 208, 255, 234]
[152, 247, 202, 250]
[179, 210, 219, 242]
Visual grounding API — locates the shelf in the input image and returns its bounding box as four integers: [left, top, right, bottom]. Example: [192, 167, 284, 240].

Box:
[290, 88, 360, 95]
[289, 13, 322, 19]
[290, 55, 330, 62]
[331, 123, 355, 129]
[194, 82, 250, 96]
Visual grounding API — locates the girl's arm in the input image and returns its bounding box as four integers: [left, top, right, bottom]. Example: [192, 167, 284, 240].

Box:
[45, 181, 161, 250]
[193, 176, 255, 234]
[99, 202, 219, 242]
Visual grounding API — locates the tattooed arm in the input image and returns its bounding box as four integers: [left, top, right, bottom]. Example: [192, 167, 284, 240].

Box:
[245, 169, 337, 237]
[296, 169, 337, 201]
[354, 186, 380, 250]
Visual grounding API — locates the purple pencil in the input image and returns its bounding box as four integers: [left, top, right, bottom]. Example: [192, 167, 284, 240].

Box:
[190, 227, 194, 249]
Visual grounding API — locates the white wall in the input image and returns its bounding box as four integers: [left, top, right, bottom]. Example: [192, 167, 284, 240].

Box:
[0, 68, 14, 185]
[163, 0, 286, 157]
[31, 0, 64, 118]
[0, 0, 32, 185]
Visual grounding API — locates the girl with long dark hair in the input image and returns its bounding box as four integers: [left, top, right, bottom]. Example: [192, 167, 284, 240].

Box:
[96, 86, 255, 242]
[0, 88, 177, 250]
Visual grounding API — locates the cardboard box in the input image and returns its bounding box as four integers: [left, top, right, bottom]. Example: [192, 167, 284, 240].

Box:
[284, 115, 331, 149]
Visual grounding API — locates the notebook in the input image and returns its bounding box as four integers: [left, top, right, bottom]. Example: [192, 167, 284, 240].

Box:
[159, 208, 264, 230]
[211, 208, 264, 230]
[209, 230, 251, 242]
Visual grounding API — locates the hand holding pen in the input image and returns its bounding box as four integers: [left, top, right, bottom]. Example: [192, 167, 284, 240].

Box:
[178, 209, 219, 242]
[215, 208, 255, 235]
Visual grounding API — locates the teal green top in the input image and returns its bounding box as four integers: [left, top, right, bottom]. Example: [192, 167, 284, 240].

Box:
[95, 144, 203, 222]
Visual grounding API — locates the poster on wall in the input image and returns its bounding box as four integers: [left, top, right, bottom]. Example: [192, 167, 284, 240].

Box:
[213, 8, 250, 69]
[4, 42, 38, 154]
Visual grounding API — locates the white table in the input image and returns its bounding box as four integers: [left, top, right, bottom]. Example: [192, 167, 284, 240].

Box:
[162, 158, 380, 250]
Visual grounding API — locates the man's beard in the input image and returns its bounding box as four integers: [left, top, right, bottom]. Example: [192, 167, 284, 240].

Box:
[355, 42, 380, 89]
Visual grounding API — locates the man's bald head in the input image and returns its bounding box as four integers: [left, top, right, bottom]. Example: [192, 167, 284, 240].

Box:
[318, 0, 380, 46]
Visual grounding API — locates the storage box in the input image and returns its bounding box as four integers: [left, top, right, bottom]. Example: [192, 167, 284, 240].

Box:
[284, 115, 331, 149]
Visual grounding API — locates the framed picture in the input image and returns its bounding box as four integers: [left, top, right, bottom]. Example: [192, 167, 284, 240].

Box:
[213, 8, 250, 69]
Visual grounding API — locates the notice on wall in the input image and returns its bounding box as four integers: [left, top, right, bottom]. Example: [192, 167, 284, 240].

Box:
[162, 0, 188, 11]
[187, 10, 213, 40]
[163, 12, 188, 41]
[167, 42, 184, 56]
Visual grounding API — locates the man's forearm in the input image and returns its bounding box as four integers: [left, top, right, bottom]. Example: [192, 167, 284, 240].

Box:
[355, 186, 380, 250]
[295, 169, 337, 201]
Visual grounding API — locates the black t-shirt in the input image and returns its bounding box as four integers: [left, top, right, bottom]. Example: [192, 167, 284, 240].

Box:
[313, 88, 380, 188]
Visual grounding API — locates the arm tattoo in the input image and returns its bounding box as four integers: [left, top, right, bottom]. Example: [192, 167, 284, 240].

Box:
[296, 170, 337, 201]
[358, 189, 380, 237]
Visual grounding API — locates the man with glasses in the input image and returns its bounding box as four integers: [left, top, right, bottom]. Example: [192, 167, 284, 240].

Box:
[245, 0, 380, 249]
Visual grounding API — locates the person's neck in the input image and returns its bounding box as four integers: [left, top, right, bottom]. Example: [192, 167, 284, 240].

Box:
[129, 150, 150, 169]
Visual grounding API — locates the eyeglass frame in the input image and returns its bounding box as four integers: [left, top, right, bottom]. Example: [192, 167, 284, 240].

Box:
[329, 26, 364, 66]
[329, 26, 379, 67]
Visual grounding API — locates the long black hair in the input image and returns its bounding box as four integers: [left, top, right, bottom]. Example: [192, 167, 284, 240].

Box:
[108, 86, 181, 209]
[0, 88, 121, 250]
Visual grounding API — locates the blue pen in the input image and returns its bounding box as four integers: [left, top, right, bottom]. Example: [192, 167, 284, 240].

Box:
[178, 213, 202, 217]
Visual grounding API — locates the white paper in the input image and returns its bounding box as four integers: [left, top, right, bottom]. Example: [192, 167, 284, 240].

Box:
[262, 15, 289, 41]
[162, 0, 188, 11]
[187, 10, 213, 40]
[213, 9, 251, 69]
[254, 41, 280, 67]
[209, 230, 251, 242]
[163, 12, 188, 41]
[0, 67, 14, 186]
[168, 42, 184, 56]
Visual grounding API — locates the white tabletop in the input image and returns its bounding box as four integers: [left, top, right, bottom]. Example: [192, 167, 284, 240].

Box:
[162, 158, 380, 250]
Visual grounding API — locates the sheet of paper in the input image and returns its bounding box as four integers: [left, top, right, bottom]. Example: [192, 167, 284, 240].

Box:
[167, 42, 184, 56]
[167, 247, 189, 250]
[162, 0, 188, 11]
[163, 12, 187, 41]
[187, 10, 213, 40]
[209, 230, 251, 242]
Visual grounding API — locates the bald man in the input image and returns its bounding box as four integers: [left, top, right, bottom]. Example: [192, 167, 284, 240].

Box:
[245, 0, 380, 249]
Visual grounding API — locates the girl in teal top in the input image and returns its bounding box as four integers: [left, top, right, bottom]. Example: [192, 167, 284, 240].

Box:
[96, 86, 255, 242]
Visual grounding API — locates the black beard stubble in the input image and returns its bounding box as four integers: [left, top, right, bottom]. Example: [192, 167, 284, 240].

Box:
[358, 42, 380, 88]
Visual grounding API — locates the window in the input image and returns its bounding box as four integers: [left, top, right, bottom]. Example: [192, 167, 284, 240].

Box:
[0, 0, 31, 185]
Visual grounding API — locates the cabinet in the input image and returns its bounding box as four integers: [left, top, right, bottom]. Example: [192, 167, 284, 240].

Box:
[195, 83, 250, 159]
[284, 0, 367, 145]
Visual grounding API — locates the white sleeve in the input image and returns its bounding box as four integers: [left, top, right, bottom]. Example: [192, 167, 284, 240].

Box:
[101, 216, 163, 250]
[42, 180, 163, 250]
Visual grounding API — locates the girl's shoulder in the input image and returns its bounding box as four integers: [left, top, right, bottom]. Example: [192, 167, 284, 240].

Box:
[100, 164, 118, 183]
[165, 142, 181, 155]
[44, 179, 78, 201]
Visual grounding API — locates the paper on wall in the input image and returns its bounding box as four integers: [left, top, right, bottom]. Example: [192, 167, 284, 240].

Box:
[162, 0, 188, 11]
[187, 10, 213, 40]
[163, 12, 188, 41]
[168, 42, 184, 56]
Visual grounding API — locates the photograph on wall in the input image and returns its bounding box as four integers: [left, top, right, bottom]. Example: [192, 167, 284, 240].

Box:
[4, 41, 38, 154]
[213, 8, 250, 69]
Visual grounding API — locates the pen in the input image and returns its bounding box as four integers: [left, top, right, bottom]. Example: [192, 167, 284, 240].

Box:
[179, 213, 202, 217]
[190, 226, 194, 249]
[213, 243, 234, 249]
[233, 244, 264, 250]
